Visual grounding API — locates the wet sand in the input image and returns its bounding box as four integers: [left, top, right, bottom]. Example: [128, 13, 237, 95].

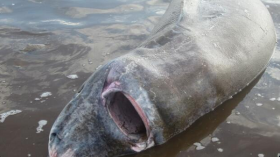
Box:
[0, 0, 279, 157]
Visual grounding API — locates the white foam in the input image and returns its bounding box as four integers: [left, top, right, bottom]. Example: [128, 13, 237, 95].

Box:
[67, 74, 79, 79]
[256, 103, 263, 107]
[277, 97, 280, 101]
[227, 121, 231, 124]
[217, 148, 223, 152]
[258, 154, 264, 157]
[270, 98, 276, 101]
[36, 120, 48, 133]
[211, 137, 219, 142]
[193, 142, 205, 150]
[34, 98, 40, 101]
[0, 110, 22, 123]
[40, 92, 52, 98]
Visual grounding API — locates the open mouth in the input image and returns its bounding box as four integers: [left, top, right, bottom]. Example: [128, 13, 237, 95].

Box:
[107, 92, 148, 141]
[101, 80, 155, 152]
[102, 81, 150, 143]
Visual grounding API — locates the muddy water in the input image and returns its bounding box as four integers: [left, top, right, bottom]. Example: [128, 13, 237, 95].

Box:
[0, 0, 279, 157]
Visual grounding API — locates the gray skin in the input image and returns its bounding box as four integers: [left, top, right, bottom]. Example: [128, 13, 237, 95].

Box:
[48, 0, 276, 156]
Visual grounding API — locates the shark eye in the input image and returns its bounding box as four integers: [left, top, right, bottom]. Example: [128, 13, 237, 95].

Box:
[107, 92, 147, 141]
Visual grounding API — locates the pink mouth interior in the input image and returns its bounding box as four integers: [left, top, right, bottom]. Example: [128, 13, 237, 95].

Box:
[102, 79, 149, 141]
[107, 92, 148, 141]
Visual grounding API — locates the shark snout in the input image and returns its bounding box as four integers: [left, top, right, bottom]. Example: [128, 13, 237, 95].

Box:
[48, 128, 63, 157]
[48, 124, 78, 157]
[49, 128, 62, 146]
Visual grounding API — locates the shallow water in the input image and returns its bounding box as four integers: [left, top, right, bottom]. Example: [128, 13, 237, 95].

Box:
[0, 0, 279, 157]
